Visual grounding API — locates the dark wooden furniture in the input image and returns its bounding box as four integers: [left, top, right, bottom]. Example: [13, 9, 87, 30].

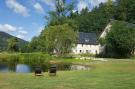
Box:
[35, 67, 43, 76]
[49, 65, 57, 76]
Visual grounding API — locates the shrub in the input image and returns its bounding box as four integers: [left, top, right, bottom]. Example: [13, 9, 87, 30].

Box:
[80, 53, 95, 57]
[0, 52, 53, 65]
[106, 21, 135, 57]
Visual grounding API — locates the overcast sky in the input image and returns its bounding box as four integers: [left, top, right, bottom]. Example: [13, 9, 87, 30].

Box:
[0, 0, 111, 41]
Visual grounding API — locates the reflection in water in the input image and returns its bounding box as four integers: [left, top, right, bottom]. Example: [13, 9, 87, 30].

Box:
[16, 64, 31, 73]
[0, 63, 91, 73]
[0, 64, 9, 72]
[71, 65, 90, 70]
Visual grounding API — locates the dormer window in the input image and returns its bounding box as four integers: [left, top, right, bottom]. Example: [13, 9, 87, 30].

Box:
[85, 38, 89, 42]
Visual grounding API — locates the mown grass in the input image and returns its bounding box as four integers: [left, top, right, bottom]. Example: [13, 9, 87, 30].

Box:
[0, 59, 135, 89]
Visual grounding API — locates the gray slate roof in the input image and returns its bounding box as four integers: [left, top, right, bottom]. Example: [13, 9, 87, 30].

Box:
[78, 32, 98, 45]
[77, 20, 135, 45]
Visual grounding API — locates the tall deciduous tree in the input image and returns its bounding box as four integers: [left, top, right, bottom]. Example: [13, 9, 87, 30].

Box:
[114, 0, 135, 23]
[7, 37, 19, 52]
[40, 24, 78, 55]
[28, 36, 46, 52]
[46, 0, 75, 26]
[106, 21, 135, 57]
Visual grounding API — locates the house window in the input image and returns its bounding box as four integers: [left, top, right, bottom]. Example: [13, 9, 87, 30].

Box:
[85, 39, 89, 42]
[86, 50, 89, 53]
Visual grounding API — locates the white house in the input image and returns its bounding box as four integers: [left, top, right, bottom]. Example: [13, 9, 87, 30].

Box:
[100, 22, 112, 38]
[72, 20, 135, 55]
[72, 21, 112, 55]
[72, 32, 101, 54]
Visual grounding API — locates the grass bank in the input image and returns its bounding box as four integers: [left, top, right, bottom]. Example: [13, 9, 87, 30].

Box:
[0, 59, 135, 89]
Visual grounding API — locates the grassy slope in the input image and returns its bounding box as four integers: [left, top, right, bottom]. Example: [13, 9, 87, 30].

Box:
[0, 59, 135, 89]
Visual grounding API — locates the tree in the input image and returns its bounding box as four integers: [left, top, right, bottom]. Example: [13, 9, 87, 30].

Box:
[20, 44, 29, 53]
[70, 1, 115, 33]
[7, 37, 19, 52]
[40, 24, 78, 55]
[105, 0, 115, 18]
[114, 0, 135, 23]
[46, 0, 75, 26]
[106, 21, 135, 57]
[28, 36, 46, 52]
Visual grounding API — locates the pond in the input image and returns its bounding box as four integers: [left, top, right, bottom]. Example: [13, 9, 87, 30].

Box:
[0, 63, 91, 73]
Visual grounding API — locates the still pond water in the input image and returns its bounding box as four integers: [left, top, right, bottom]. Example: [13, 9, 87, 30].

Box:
[0, 63, 90, 73]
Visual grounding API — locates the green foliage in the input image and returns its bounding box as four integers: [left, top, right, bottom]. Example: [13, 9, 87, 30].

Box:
[68, 0, 135, 33]
[19, 53, 52, 65]
[0, 32, 28, 52]
[106, 21, 135, 57]
[99, 38, 106, 46]
[114, 0, 135, 23]
[46, 0, 75, 26]
[80, 53, 96, 57]
[69, 1, 115, 33]
[0, 53, 19, 63]
[19, 44, 30, 53]
[29, 0, 135, 56]
[28, 36, 46, 52]
[7, 37, 19, 52]
[0, 53, 53, 65]
[40, 24, 78, 55]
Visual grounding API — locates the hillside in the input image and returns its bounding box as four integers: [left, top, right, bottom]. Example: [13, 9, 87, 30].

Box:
[0, 31, 28, 51]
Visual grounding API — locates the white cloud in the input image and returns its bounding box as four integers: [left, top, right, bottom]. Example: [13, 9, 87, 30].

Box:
[17, 28, 28, 39]
[16, 34, 25, 39]
[77, 0, 115, 12]
[72, 9, 77, 13]
[18, 30, 28, 35]
[6, 0, 29, 16]
[34, 3, 44, 14]
[88, 0, 107, 7]
[0, 24, 17, 32]
[0, 24, 28, 39]
[77, 0, 88, 12]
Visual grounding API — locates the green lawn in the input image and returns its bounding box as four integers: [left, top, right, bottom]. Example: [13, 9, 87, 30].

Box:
[0, 59, 135, 89]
